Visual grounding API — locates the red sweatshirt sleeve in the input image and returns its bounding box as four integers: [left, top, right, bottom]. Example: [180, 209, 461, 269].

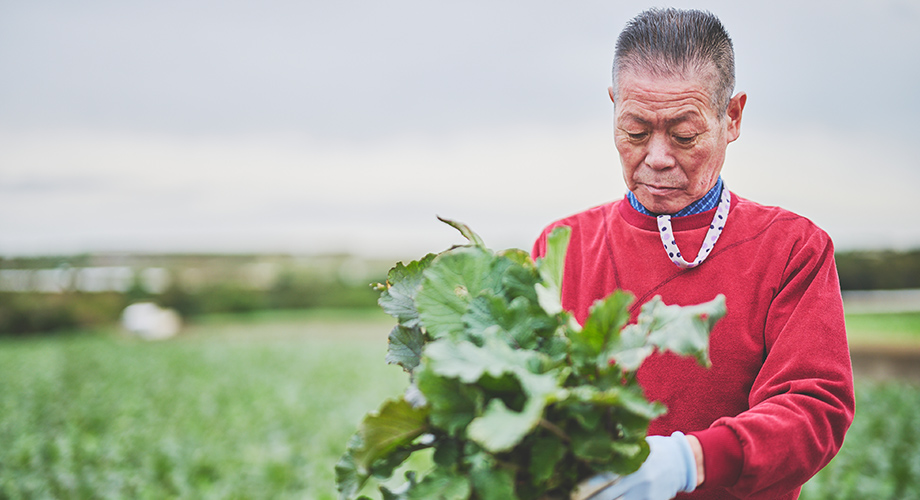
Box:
[705, 227, 855, 498]
[690, 426, 744, 488]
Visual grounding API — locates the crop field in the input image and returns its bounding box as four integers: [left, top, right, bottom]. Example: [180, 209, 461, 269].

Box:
[0, 310, 918, 499]
[844, 311, 920, 346]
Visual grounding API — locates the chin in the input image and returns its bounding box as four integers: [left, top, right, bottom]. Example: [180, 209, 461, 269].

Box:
[634, 186, 688, 212]
[639, 196, 686, 215]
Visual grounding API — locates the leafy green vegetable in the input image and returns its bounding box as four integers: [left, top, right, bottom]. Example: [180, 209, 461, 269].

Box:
[417, 246, 505, 340]
[335, 398, 430, 499]
[385, 325, 425, 373]
[378, 254, 437, 329]
[337, 218, 725, 499]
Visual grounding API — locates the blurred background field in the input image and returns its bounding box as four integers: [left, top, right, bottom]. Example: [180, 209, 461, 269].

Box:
[3, 1, 918, 498]
[0, 310, 404, 499]
[1, 251, 919, 499]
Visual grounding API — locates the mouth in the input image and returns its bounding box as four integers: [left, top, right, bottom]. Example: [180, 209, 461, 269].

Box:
[641, 184, 682, 197]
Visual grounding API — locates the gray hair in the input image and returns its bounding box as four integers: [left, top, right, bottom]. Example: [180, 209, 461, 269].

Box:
[612, 8, 735, 115]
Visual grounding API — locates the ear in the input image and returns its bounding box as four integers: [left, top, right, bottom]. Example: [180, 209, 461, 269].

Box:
[725, 92, 746, 143]
[608, 86, 616, 104]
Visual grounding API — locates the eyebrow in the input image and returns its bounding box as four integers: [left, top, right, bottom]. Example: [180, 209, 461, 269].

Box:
[619, 111, 705, 127]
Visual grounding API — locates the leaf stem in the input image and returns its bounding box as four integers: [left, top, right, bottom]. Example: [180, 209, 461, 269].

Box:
[538, 418, 570, 443]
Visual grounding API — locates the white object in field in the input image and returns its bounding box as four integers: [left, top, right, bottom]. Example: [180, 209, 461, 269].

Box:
[121, 302, 181, 340]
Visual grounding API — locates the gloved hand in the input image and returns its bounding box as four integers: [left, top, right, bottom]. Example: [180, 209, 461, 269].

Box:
[572, 431, 697, 500]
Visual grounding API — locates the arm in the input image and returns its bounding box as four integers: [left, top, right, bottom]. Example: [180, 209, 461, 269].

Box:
[698, 228, 855, 497]
[686, 434, 705, 487]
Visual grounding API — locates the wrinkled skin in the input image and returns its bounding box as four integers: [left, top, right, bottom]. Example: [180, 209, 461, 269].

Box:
[610, 70, 746, 215]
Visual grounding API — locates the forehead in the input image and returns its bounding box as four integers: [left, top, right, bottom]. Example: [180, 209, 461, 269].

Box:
[615, 71, 718, 124]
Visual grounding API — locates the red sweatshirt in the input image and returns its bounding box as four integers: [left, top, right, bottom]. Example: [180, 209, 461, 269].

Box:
[532, 193, 854, 499]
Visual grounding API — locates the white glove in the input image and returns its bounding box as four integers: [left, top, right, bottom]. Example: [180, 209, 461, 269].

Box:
[572, 432, 697, 500]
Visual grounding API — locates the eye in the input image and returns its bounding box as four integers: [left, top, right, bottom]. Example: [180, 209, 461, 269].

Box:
[673, 134, 697, 145]
[626, 132, 648, 142]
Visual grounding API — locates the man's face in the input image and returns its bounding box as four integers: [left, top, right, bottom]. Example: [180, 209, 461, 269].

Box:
[611, 69, 745, 214]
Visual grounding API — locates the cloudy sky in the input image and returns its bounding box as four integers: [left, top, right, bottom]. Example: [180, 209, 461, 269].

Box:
[2, 0, 918, 259]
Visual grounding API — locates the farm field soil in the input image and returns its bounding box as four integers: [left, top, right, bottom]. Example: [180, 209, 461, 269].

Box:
[0, 310, 917, 499]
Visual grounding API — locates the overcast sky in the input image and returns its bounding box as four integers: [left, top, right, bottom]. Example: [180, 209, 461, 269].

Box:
[2, 0, 918, 259]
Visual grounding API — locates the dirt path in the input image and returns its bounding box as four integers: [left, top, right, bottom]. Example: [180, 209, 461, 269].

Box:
[849, 343, 920, 383]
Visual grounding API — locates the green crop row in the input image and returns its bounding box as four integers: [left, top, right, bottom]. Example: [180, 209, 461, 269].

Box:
[0, 314, 916, 499]
[800, 381, 920, 499]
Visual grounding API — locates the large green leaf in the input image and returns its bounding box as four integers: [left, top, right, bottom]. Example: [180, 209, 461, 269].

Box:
[469, 452, 518, 500]
[645, 294, 725, 367]
[606, 323, 655, 373]
[568, 290, 634, 371]
[415, 363, 483, 435]
[613, 294, 725, 369]
[498, 251, 541, 305]
[534, 226, 571, 316]
[583, 290, 634, 352]
[386, 325, 426, 373]
[467, 351, 562, 452]
[336, 398, 430, 498]
[466, 397, 545, 453]
[463, 294, 553, 350]
[560, 385, 665, 423]
[496, 247, 535, 269]
[570, 425, 650, 475]
[378, 254, 437, 328]
[416, 246, 502, 339]
[408, 468, 472, 500]
[563, 402, 604, 431]
[570, 426, 618, 463]
[423, 337, 562, 452]
[537, 226, 571, 294]
[433, 438, 462, 468]
[606, 439, 651, 475]
[369, 447, 414, 480]
[335, 435, 365, 499]
[529, 434, 567, 484]
[423, 337, 539, 384]
[356, 397, 428, 465]
[379, 472, 417, 500]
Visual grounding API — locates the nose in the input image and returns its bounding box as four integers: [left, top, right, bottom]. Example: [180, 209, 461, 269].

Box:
[644, 133, 676, 171]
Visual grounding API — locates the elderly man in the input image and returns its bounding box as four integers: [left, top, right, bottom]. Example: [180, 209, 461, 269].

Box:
[532, 8, 854, 500]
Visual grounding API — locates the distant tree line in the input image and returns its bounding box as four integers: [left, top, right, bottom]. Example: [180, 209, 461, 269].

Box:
[0, 263, 384, 336]
[1, 249, 918, 336]
[835, 249, 920, 291]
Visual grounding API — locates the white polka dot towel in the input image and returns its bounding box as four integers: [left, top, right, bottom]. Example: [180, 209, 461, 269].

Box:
[657, 187, 731, 269]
